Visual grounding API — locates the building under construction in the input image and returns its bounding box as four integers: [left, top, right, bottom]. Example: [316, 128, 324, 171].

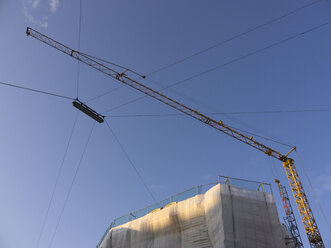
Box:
[97, 177, 296, 248]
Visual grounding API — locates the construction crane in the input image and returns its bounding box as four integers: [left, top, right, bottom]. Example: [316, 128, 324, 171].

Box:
[26, 27, 324, 247]
[275, 179, 304, 247]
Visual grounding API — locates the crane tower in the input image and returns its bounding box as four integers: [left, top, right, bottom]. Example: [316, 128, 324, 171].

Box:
[26, 27, 324, 247]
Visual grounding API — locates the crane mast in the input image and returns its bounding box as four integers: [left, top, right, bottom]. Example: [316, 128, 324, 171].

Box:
[275, 179, 303, 247]
[26, 27, 324, 247]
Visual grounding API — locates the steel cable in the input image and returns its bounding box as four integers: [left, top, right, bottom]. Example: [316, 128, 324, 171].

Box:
[99, 21, 331, 148]
[105, 119, 157, 202]
[76, 0, 83, 98]
[36, 111, 79, 248]
[48, 121, 96, 248]
[85, 0, 322, 103]
[147, 0, 322, 76]
[101, 21, 331, 115]
[105, 108, 331, 117]
[295, 151, 331, 233]
[0, 81, 74, 100]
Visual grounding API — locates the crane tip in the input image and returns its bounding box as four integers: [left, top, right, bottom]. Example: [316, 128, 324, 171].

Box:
[26, 27, 31, 36]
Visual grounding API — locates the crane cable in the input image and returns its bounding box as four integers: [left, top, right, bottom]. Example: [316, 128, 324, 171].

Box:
[0, 80, 326, 148]
[105, 119, 157, 202]
[267, 156, 277, 180]
[78, 3, 327, 148]
[76, 0, 82, 98]
[295, 151, 331, 233]
[35, 111, 79, 248]
[104, 109, 330, 147]
[105, 108, 331, 117]
[81, 52, 146, 79]
[48, 121, 96, 248]
[100, 20, 331, 115]
[142, 76, 293, 147]
[146, 0, 322, 76]
[226, 124, 292, 148]
[0, 81, 74, 100]
[84, 0, 322, 104]
[98, 21, 331, 148]
[105, 113, 293, 148]
[85, 85, 123, 103]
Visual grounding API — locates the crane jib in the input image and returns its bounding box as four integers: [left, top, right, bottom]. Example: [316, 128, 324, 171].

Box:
[26, 27, 325, 247]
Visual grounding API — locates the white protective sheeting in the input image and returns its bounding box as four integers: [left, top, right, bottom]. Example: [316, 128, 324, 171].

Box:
[99, 184, 291, 248]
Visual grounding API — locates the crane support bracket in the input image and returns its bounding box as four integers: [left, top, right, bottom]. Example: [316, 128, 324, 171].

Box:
[73, 99, 104, 123]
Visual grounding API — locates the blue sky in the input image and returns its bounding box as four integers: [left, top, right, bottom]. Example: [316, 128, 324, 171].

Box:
[0, 0, 331, 247]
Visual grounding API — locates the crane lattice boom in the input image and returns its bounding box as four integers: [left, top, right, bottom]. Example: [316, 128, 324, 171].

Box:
[275, 179, 303, 247]
[26, 27, 324, 247]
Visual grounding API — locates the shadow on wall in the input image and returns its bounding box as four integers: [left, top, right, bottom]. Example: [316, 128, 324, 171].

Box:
[99, 184, 291, 248]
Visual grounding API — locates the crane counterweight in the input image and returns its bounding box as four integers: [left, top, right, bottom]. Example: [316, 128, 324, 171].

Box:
[72, 99, 104, 123]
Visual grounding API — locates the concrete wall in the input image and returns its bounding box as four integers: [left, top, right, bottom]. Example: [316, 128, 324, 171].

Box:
[99, 184, 290, 248]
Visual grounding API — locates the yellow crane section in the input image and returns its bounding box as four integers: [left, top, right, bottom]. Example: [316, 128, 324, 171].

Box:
[26, 27, 324, 247]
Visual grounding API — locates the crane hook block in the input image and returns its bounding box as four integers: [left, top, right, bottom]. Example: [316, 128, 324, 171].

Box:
[72, 100, 104, 123]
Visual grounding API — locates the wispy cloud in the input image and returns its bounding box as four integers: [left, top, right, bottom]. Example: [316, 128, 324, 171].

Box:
[23, 6, 48, 28]
[23, 0, 60, 28]
[315, 165, 331, 196]
[32, 0, 40, 8]
[49, 0, 60, 13]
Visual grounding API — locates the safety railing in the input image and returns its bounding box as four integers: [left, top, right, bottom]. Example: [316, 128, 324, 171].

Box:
[218, 175, 272, 194]
[97, 176, 272, 247]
